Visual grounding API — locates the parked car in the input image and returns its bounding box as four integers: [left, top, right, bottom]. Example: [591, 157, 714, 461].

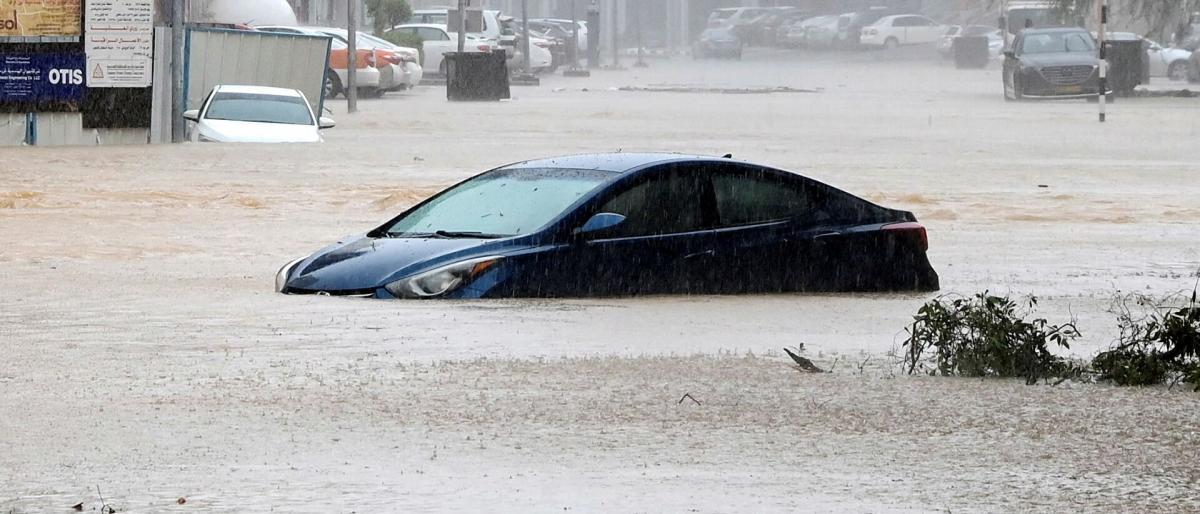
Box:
[708, 7, 771, 29]
[253, 25, 380, 98]
[1105, 32, 1191, 80]
[276, 153, 939, 298]
[306, 27, 419, 94]
[1003, 27, 1103, 100]
[385, 23, 492, 75]
[358, 32, 424, 86]
[528, 18, 589, 54]
[860, 14, 946, 49]
[938, 25, 1002, 59]
[835, 9, 891, 49]
[184, 85, 334, 143]
[497, 15, 555, 73]
[693, 26, 743, 59]
[800, 15, 841, 49]
[773, 12, 812, 47]
[277, 153, 939, 298]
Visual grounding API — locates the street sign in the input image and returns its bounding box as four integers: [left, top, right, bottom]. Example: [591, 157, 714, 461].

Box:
[85, 0, 154, 87]
[0, 0, 81, 38]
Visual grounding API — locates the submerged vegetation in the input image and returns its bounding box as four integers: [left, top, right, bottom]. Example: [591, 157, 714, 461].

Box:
[900, 287, 1200, 390]
[901, 293, 1080, 385]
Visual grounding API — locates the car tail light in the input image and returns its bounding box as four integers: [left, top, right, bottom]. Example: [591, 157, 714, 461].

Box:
[883, 222, 929, 252]
[385, 53, 402, 64]
[477, 43, 491, 52]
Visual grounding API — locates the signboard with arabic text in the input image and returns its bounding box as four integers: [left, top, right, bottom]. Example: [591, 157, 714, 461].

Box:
[85, 0, 153, 87]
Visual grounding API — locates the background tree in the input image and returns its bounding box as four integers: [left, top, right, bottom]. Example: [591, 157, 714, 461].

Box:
[366, 0, 413, 35]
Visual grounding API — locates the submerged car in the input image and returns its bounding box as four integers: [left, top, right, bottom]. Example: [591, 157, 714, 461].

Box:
[276, 154, 939, 299]
[184, 85, 335, 143]
[1003, 27, 1103, 100]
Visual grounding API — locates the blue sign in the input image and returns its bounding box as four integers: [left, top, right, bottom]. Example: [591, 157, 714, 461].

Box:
[0, 53, 86, 106]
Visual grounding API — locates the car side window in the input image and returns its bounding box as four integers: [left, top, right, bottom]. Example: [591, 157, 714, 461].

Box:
[913, 17, 934, 27]
[596, 169, 707, 237]
[711, 168, 824, 227]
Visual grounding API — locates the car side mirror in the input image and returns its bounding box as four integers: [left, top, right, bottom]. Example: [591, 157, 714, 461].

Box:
[1003, 50, 1015, 59]
[318, 117, 336, 129]
[183, 109, 200, 122]
[575, 212, 626, 238]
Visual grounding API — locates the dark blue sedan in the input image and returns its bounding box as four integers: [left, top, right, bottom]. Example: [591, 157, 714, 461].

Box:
[276, 153, 939, 298]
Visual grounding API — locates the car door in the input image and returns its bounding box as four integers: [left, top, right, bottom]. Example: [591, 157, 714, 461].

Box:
[419, 27, 453, 70]
[695, 165, 839, 293]
[525, 165, 716, 297]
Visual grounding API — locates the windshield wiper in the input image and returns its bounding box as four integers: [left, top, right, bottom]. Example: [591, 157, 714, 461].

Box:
[382, 231, 507, 239]
[434, 230, 507, 239]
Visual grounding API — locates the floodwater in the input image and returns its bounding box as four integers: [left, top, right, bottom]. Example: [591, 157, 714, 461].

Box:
[2, 49, 1199, 512]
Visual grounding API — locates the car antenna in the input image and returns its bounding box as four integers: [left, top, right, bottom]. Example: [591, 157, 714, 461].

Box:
[722, 153, 733, 158]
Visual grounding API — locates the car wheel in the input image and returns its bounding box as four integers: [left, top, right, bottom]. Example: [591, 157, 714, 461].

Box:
[884, 37, 899, 50]
[1168, 60, 1189, 81]
[324, 71, 342, 99]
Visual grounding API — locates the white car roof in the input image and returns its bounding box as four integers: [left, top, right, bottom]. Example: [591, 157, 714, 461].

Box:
[393, 23, 448, 31]
[214, 85, 304, 97]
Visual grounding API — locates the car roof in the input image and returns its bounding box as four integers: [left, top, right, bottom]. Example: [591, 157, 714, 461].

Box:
[214, 85, 303, 96]
[394, 23, 447, 30]
[501, 153, 732, 173]
[1022, 26, 1089, 34]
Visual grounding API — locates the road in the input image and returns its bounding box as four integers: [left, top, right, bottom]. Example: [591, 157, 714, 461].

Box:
[2, 49, 1198, 512]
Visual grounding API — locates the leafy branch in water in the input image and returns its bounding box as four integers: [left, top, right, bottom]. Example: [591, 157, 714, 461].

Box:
[902, 293, 1080, 385]
[1093, 288, 1200, 390]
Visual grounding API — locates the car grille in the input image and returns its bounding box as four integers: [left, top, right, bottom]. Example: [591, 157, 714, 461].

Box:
[1040, 65, 1093, 85]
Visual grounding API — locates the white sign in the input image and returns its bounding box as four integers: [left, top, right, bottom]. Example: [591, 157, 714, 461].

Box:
[85, 0, 154, 87]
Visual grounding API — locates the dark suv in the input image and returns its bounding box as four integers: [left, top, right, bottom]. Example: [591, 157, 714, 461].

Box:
[1003, 27, 1102, 100]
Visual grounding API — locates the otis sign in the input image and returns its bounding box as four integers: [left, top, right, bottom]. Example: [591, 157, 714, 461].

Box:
[0, 54, 86, 109]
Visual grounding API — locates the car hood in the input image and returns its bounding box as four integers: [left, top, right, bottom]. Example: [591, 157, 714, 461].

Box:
[198, 119, 321, 143]
[1020, 52, 1099, 68]
[286, 236, 503, 292]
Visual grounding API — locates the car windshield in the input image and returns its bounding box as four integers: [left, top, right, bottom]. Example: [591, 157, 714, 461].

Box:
[204, 92, 313, 125]
[384, 168, 612, 238]
[1021, 31, 1096, 54]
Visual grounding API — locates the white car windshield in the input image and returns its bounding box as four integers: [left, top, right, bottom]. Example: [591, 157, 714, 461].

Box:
[205, 92, 313, 125]
[385, 168, 612, 237]
[1021, 31, 1096, 54]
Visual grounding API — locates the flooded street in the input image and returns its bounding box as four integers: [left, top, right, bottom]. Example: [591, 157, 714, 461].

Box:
[3, 51, 1199, 512]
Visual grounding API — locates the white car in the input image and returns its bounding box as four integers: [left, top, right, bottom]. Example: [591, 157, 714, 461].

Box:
[386, 23, 492, 75]
[358, 32, 424, 88]
[307, 26, 413, 92]
[183, 85, 334, 143]
[860, 14, 946, 49]
[1106, 32, 1192, 80]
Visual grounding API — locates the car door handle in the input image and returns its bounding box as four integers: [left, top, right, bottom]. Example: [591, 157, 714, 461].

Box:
[684, 249, 716, 260]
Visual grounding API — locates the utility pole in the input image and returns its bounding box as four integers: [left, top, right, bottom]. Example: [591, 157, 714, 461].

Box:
[563, 0, 590, 76]
[457, 0, 467, 53]
[634, 0, 646, 67]
[170, 0, 185, 142]
[1097, 0, 1108, 122]
[522, 0, 532, 75]
[610, 0, 620, 68]
[347, 0, 358, 113]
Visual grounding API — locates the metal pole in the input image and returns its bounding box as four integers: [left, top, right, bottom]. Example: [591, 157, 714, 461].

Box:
[457, 0, 467, 53]
[347, 0, 358, 113]
[522, 0, 532, 74]
[1097, 0, 1107, 122]
[610, 0, 620, 67]
[170, 0, 185, 142]
[634, 1, 646, 67]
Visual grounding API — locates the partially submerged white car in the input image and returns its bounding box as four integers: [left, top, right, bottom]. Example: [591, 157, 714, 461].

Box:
[184, 85, 334, 143]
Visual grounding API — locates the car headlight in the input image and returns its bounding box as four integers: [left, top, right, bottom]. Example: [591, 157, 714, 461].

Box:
[384, 256, 503, 299]
[275, 257, 305, 293]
